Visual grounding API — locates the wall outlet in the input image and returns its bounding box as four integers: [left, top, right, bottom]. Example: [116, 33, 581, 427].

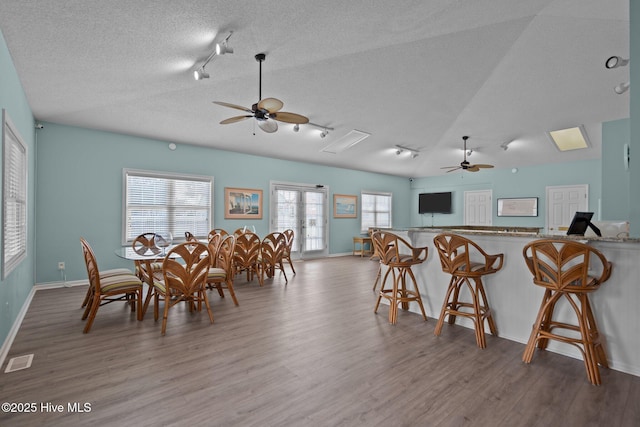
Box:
[58, 262, 65, 270]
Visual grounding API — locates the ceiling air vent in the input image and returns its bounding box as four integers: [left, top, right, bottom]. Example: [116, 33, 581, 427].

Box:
[321, 130, 370, 154]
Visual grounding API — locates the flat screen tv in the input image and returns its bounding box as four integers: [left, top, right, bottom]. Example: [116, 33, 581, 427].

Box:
[567, 211, 601, 236]
[419, 192, 452, 214]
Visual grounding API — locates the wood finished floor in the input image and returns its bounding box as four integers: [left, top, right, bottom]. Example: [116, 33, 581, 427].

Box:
[1, 256, 639, 427]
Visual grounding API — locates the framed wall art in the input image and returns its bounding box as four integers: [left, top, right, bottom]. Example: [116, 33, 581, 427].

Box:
[334, 194, 357, 218]
[224, 187, 263, 219]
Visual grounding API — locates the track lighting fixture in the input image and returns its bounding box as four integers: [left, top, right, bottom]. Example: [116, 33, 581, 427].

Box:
[293, 124, 299, 132]
[605, 55, 629, 69]
[193, 31, 233, 81]
[215, 32, 234, 55]
[614, 81, 630, 94]
[320, 129, 328, 138]
[193, 67, 209, 80]
[394, 144, 420, 159]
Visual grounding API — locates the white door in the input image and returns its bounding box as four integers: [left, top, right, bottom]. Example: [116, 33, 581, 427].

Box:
[546, 184, 588, 235]
[271, 182, 328, 258]
[464, 190, 492, 226]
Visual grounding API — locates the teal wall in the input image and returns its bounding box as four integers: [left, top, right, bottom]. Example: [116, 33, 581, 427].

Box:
[631, 1, 640, 236]
[34, 122, 411, 283]
[0, 30, 36, 346]
[602, 118, 630, 220]
[408, 159, 602, 230]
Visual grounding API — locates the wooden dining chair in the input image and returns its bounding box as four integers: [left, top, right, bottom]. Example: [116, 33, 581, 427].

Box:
[233, 231, 261, 283]
[522, 239, 612, 385]
[206, 235, 239, 305]
[208, 228, 229, 241]
[80, 238, 144, 333]
[151, 241, 213, 335]
[257, 232, 288, 286]
[131, 232, 163, 281]
[282, 229, 296, 275]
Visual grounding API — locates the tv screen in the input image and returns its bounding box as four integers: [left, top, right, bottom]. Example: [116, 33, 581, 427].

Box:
[419, 192, 452, 214]
[567, 211, 597, 236]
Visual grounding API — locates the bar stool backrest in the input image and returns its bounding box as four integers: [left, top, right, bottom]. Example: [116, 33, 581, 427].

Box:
[522, 239, 612, 292]
[433, 233, 503, 277]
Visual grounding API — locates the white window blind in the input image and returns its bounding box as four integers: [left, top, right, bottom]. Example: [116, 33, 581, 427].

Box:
[2, 110, 28, 279]
[123, 169, 212, 243]
[361, 191, 392, 232]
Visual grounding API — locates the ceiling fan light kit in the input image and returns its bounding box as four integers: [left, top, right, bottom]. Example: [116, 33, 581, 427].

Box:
[213, 53, 309, 133]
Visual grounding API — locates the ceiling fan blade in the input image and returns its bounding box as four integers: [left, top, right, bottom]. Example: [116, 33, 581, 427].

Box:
[474, 164, 494, 169]
[257, 119, 278, 133]
[444, 167, 462, 173]
[213, 101, 253, 113]
[467, 166, 480, 172]
[270, 111, 309, 124]
[220, 115, 252, 125]
[257, 97, 284, 113]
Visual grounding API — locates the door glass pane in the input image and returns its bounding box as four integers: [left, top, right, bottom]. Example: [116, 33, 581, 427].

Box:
[275, 189, 299, 251]
[304, 191, 324, 252]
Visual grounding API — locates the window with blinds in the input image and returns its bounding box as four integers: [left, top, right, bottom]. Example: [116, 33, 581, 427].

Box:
[123, 169, 212, 243]
[361, 191, 392, 232]
[2, 110, 28, 279]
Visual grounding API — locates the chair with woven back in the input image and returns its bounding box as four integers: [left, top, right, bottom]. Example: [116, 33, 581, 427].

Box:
[432, 233, 504, 349]
[79, 238, 144, 333]
[131, 232, 164, 282]
[522, 239, 612, 385]
[372, 231, 428, 324]
[233, 231, 261, 283]
[257, 232, 288, 286]
[282, 229, 296, 275]
[208, 228, 229, 241]
[206, 234, 239, 305]
[150, 241, 213, 335]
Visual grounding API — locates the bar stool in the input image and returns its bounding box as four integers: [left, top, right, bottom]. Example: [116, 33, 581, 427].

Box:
[433, 233, 504, 348]
[522, 239, 612, 385]
[372, 231, 428, 324]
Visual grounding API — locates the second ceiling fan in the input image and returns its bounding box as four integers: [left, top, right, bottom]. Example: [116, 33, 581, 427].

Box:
[213, 53, 309, 133]
[442, 136, 494, 173]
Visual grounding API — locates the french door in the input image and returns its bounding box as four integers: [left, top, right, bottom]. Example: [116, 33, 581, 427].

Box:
[270, 182, 328, 258]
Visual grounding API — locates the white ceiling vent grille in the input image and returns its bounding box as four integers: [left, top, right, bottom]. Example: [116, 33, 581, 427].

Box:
[4, 354, 34, 373]
[321, 130, 370, 154]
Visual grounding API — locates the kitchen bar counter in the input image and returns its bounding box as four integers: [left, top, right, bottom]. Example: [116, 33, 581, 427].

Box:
[386, 228, 640, 378]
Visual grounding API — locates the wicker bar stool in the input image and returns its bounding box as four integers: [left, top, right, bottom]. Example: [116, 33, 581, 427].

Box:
[372, 231, 428, 324]
[433, 233, 504, 348]
[522, 239, 612, 385]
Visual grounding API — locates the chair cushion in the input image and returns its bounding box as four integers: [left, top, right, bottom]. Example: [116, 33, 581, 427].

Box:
[456, 262, 486, 272]
[100, 268, 135, 278]
[136, 262, 163, 273]
[100, 274, 142, 293]
[207, 267, 226, 280]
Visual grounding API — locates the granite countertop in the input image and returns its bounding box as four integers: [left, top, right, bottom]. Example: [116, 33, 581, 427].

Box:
[399, 226, 640, 243]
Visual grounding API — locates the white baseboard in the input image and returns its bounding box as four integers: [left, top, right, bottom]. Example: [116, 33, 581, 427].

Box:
[0, 280, 88, 370]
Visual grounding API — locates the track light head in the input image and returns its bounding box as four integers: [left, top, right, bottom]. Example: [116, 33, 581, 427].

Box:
[605, 55, 629, 69]
[396, 149, 402, 155]
[216, 41, 233, 55]
[293, 124, 299, 132]
[411, 153, 419, 159]
[320, 129, 328, 138]
[615, 81, 630, 94]
[193, 68, 209, 80]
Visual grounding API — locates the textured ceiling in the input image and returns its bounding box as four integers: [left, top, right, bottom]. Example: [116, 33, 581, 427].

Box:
[0, 0, 630, 177]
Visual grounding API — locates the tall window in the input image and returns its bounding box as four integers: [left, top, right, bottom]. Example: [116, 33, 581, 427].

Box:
[123, 169, 212, 243]
[361, 191, 392, 232]
[2, 110, 28, 279]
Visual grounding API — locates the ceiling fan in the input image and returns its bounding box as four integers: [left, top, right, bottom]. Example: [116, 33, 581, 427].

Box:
[442, 136, 494, 173]
[213, 53, 309, 133]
